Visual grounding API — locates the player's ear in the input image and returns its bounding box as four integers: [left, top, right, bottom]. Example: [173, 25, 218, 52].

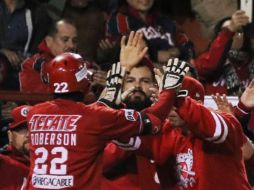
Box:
[45, 35, 53, 48]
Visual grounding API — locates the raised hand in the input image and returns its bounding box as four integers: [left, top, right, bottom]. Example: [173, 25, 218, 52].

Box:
[240, 79, 254, 109]
[212, 93, 233, 114]
[99, 38, 116, 50]
[226, 10, 249, 32]
[91, 69, 107, 86]
[120, 31, 148, 72]
[98, 62, 125, 108]
[162, 58, 189, 90]
[0, 48, 24, 69]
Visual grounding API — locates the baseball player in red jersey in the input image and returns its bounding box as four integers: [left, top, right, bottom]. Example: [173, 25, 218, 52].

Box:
[102, 57, 162, 190]
[25, 31, 189, 190]
[3, 105, 32, 168]
[116, 76, 252, 190]
[0, 105, 32, 190]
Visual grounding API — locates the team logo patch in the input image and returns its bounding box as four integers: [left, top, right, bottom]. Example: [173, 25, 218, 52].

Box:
[21, 107, 29, 117]
[123, 109, 136, 121]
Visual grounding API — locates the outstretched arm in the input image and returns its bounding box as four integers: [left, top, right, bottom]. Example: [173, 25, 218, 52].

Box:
[194, 10, 249, 78]
[144, 58, 189, 121]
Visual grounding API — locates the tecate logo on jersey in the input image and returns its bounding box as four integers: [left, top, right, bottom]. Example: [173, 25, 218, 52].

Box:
[29, 114, 81, 132]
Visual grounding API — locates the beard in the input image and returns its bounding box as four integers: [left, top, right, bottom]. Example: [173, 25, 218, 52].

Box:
[124, 89, 152, 111]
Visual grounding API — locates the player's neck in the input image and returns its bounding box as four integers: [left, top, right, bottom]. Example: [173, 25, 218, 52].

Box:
[54, 92, 84, 102]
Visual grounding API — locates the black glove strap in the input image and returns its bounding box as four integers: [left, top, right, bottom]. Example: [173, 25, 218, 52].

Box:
[140, 112, 153, 135]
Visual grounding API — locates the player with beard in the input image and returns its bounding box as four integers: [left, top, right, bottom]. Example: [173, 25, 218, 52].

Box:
[1, 105, 32, 168]
[102, 57, 162, 190]
[0, 105, 32, 190]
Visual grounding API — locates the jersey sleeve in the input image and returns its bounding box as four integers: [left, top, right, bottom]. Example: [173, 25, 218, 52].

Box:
[93, 89, 176, 139]
[233, 100, 251, 120]
[143, 89, 176, 121]
[19, 55, 49, 93]
[193, 28, 234, 79]
[20, 57, 36, 92]
[177, 97, 246, 148]
[113, 122, 179, 165]
[94, 105, 161, 140]
[138, 124, 183, 165]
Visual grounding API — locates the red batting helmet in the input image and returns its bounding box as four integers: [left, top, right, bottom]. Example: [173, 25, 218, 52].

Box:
[41, 52, 90, 94]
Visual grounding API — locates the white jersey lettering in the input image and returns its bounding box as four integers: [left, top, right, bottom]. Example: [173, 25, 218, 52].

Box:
[31, 133, 77, 146]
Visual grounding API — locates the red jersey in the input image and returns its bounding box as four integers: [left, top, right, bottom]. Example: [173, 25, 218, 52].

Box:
[5, 145, 30, 167]
[25, 98, 162, 190]
[138, 97, 252, 190]
[102, 143, 161, 190]
[19, 40, 53, 93]
[0, 154, 29, 190]
[102, 143, 139, 190]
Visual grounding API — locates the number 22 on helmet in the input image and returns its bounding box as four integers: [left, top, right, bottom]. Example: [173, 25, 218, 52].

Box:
[41, 52, 91, 94]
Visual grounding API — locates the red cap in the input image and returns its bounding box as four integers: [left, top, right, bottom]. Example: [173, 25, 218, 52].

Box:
[9, 105, 32, 130]
[181, 76, 205, 102]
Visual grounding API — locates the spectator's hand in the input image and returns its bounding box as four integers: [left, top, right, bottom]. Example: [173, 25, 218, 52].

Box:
[239, 79, 254, 109]
[226, 10, 249, 32]
[149, 86, 159, 103]
[120, 31, 148, 72]
[99, 38, 116, 50]
[212, 93, 233, 114]
[92, 69, 108, 86]
[121, 86, 136, 102]
[0, 48, 24, 70]
[97, 38, 118, 63]
[242, 137, 254, 160]
[162, 58, 189, 90]
[157, 48, 180, 63]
